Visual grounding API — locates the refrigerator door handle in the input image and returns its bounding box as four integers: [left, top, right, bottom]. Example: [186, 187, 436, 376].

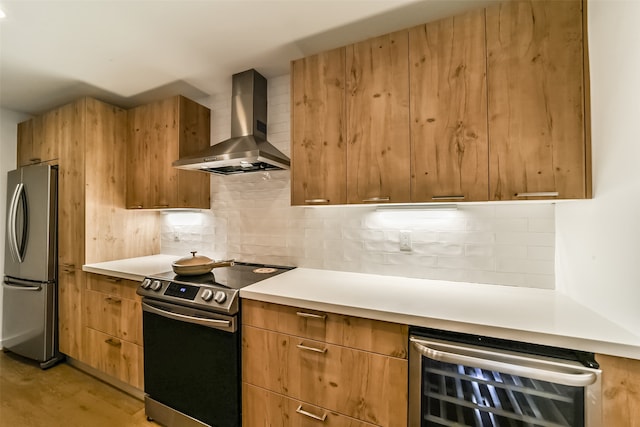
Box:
[3, 282, 42, 291]
[7, 183, 26, 263]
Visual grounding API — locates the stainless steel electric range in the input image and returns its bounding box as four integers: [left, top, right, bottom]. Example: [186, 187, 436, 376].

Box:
[137, 261, 294, 427]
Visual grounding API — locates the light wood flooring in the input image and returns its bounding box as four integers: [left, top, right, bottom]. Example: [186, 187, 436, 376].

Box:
[0, 351, 155, 427]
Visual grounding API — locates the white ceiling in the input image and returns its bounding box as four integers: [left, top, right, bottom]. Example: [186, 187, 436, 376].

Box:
[0, 0, 497, 115]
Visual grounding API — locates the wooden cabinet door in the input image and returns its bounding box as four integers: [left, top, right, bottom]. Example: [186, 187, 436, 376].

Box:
[85, 290, 143, 346]
[16, 119, 34, 167]
[409, 10, 489, 202]
[486, 0, 587, 200]
[84, 328, 144, 389]
[127, 96, 210, 209]
[57, 99, 86, 268]
[243, 326, 408, 427]
[17, 114, 57, 167]
[291, 47, 347, 206]
[346, 30, 411, 204]
[58, 267, 84, 360]
[243, 383, 378, 427]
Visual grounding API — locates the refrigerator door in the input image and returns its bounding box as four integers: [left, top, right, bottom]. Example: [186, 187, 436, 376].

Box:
[4, 165, 57, 282]
[2, 278, 56, 362]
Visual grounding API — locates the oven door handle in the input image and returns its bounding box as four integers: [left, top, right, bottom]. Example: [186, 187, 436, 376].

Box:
[142, 300, 235, 332]
[410, 337, 599, 387]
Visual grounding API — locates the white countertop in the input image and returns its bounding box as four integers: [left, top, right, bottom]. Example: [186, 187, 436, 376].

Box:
[83, 256, 640, 360]
[240, 268, 640, 360]
[83, 254, 179, 281]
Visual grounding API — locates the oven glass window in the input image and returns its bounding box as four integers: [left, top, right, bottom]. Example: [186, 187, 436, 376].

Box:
[422, 358, 585, 426]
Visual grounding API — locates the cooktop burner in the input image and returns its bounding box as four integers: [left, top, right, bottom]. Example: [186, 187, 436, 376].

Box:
[137, 262, 293, 315]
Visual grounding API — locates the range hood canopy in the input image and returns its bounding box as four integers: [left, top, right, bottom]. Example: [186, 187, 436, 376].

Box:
[172, 69, 290, 175]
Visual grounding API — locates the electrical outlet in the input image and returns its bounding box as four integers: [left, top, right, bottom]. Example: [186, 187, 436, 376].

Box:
[399, 230, 412, 252]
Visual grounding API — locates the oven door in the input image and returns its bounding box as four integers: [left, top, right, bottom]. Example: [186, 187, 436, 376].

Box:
[142, 299, 240, 427]
[409, 336, 602, 427]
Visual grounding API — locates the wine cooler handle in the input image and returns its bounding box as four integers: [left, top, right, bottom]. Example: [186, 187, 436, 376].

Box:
[410, 337, 598, 387]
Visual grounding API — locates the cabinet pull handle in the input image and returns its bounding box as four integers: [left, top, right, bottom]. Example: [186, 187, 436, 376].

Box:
[297, 342, 328, 354]
[105, 277, 122, 283]
[153, 204, 170, 208]
[62, 269, 75, 274]
[129, 205, 143, 209]
[296, 311, 327, 320]
[29, 158, 41, 163]
[105, 297, 122, 305]
[62, 263, 75, 268]
[295, 405, 327, 422]
[105, 338, 122, 347]
[362, 196, 390, 203]
[515, 192, 559, 198]
[304, 199, 330, 204]
[432, 195, 465, 200]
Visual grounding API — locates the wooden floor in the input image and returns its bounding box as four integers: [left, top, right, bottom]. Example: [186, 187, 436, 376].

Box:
[0, 351, 155, 427]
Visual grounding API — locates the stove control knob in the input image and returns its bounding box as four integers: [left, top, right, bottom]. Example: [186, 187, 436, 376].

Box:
[213, 291, 227, 304]
[151, 280, 162, 291]
[201, 289, 214, 302]
[141, 279, 152, 289]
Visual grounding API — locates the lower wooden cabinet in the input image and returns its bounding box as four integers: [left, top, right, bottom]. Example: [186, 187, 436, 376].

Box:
[242, 301, 408, 427]
[243, 383, 377, 427]
[58, 267, 84, 360]
[84, 328, 144, 389]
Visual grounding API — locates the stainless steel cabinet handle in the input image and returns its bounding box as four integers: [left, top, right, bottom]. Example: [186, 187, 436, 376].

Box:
[105, 277, 122, 283]
[432, 195, 465, 200]
[29, 158, 41, 164]
[410, 337, 598, 387]
[62, 263, 76, 268]
[153, 204, 170, 208]
[304, 199, 330, 204]
[296, 311, 327, 320]
[295, 405, 327, 422]
[362, 196, 390, 203]
[104, 338, 122, 347]
[297, 342, 328, 354]
[515, 192, 559, 198]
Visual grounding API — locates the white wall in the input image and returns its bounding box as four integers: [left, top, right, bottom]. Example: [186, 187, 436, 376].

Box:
[556, 0, 640, 334]
[0, 108, 30, 345]
[162, 75, 558, 289]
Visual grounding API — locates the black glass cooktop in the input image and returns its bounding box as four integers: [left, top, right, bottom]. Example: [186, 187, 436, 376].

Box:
[149, 262, 294, 290]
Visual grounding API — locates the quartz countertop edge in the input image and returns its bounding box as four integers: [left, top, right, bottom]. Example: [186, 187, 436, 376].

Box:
[82, 254, 179, 281]
[240, 267, 640, 361]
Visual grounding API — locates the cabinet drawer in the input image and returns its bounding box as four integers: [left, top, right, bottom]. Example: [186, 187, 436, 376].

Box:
[85, 289, 143, 345]
[242, 326, 408, 427]
[84, 328, 144, 389]
[243, 383, 377, 427]
[242, 300, 407, 358]
[86, 273, 140, 299]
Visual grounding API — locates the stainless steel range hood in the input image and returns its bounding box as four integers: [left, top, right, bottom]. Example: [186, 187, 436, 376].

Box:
[172, 69, 290, 175]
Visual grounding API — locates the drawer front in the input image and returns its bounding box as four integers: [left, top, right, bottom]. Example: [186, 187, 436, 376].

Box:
[86, 273, 139, 299]
[242, 383, 377, 427]
[84, 328, 144, 389]
[85, 289, 143, 345]
[243, 326, 408, 427]
[242, 300, 408, 358]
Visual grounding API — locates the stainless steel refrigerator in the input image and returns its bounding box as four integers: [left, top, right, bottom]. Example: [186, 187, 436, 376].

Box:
[3, 164, 62, 368]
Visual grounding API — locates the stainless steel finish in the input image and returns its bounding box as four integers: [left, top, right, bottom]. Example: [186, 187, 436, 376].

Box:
[201, 289, 213, 301]
[145, 396, 210, 427]
[515, 191, 560, 197]
[172, 69, 290, 175]
[304, 198, 330, 204]
[296, 311, 327, 320]
[142, 300, 236, 333]
[411, 338, 598, 387]
[295, 405, 328, 422]
[213, 291, 226, 304]
[362, 196, 391, 202]
[3, 165, 61, 367]
[409, 336, 602, 427]
[432, 195, 465, 200]
[297, 342, 328, 354]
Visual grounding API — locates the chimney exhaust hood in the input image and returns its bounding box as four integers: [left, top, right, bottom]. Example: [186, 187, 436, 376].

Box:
[172, 69, 290, 175]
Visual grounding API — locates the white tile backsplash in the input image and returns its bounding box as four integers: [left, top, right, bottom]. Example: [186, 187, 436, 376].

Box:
[161, 74, 557, 289]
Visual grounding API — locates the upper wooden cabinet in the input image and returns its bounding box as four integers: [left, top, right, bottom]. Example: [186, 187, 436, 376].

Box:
[409, 9, 489, 202]
[126, 95, 211, 209]
[17, 112, 58, 167]
[346, 30, 411, 205]
[289, 0, 590, 204]
[291, 47, 347, 206]
[486, 0, 589, 200]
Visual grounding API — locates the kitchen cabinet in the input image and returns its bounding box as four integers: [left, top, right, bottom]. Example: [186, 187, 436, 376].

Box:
[291, 47, 347, 206]
[486, 0, 590, 200]
[58, 267, 84, 360]
[16, 113, 58, 167]
[242, 300, 408, 427]
[83, 273, 144, 389]
[598, 354, 640, 425]
[346, 30, 411, 205]
[126, 95, 211, 209]
[409, 9, 489, 202]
